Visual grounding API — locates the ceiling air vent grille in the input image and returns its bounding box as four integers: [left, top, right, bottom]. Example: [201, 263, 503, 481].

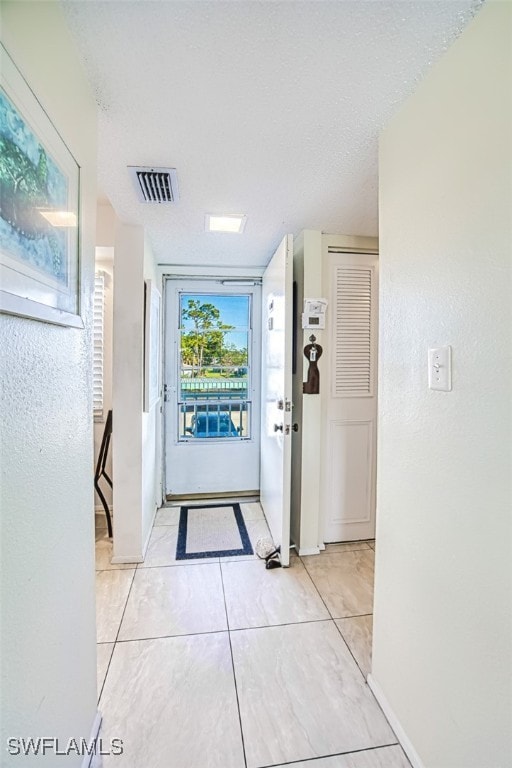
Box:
[128, 166, 179, 203]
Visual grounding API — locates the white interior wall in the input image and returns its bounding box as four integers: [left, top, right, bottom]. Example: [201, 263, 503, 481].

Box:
[0, 1, 98, 758]
[97, 203, 116, 246]
[372, 2, 512, 766]
[112, 223, 161, 562]
[142, 234, 162, 547]
[112, 223, 144, 561]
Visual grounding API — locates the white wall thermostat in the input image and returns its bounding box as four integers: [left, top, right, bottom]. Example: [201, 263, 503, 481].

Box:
[302, 298, 328, 330]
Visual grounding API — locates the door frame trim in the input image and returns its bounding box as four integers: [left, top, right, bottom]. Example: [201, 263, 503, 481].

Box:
[162, 275, 262, 497]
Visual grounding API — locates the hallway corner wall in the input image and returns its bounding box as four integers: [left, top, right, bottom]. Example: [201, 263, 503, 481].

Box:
[0, 1, 98, 760]
[112, 225, 161, 561]
[142, 234, 162, 548]
[374, 1, 512, 765]
[112, 223, 144, 560]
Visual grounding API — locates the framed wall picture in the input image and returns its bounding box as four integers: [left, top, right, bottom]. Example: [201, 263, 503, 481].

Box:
[0, 44, 82, 328]
[144, 279, 161, 412]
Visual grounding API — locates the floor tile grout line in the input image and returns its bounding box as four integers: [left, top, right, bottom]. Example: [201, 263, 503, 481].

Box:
[298, 555, 373, 684]
[138, 559, 221, 569]
[111, 567, 137, 643]
[97, 567, 137, 703]
[218, 560, 231, 632]
[222, 538, 375, 707]
[331, 617, 370, 685]
[96, 641, 115, 705]
[298, 556, 337, 622]
[298, 550, 375, 623]
[94, 522, 396, 765]
[138, 555, 273, 570]
[219, 561, 249, 768]
[111, 618, 347, 646]
[229, 617, 334, 634]
[256, 741, 401, 768]
[300, 565, 406, 763]
[114, 628, 230, 644]
[352, 673, 408, 764]
[94, 508, 263, 710]
[152, 524, 180, 528]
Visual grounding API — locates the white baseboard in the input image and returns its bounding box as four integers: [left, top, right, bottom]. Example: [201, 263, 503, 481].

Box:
[81, 711, 102, 768]
[106, 504, 156, 564]
[298, 546, 321, 555]
[367, 674, 425, 768]
[110, 554, 143, 564]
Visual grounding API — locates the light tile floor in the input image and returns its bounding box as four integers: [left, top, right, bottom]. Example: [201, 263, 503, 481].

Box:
[95, 503, 410, 768]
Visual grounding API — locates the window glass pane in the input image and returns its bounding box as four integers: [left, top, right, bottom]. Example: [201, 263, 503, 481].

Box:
[178, 293, 251, 440]
[179, 402, 251, 439]
[180, 294, 249, 330]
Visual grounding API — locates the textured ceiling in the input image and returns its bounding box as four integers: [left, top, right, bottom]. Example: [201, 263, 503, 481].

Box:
[62, 0, 482, 267]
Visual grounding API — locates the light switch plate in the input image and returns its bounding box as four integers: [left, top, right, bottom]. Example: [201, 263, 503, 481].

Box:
[428, 346, 452, 391]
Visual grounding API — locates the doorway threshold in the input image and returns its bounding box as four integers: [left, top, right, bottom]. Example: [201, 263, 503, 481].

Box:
[165, 490, 260, 506]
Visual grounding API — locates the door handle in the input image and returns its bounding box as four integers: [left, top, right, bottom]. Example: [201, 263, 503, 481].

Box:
[273, 423, 283, 432]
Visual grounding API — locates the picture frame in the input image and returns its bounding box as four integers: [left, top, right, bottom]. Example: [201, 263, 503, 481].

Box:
[0, 44, 82, 328]
[144, 279, 161, 412]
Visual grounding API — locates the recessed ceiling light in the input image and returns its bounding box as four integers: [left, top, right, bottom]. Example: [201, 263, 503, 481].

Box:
[39, 210, 77, 227]
[205, 214, 247, 234]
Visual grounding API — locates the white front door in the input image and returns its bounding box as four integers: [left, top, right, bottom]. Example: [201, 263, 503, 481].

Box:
[164, 279, 261, 497]
[321, 245, 379, 542]
[260, 235, 293, 567]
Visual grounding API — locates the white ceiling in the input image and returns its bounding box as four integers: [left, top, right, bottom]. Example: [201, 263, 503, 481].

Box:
[62, 0, 482, 268]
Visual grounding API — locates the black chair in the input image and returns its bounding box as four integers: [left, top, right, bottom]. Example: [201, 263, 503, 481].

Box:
[94, 410, 113, 538]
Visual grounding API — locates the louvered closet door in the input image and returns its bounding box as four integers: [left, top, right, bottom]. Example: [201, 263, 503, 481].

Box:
[322, 249, 378, 542]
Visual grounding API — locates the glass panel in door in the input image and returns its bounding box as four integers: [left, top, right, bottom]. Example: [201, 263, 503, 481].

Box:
[178, 293, 252, 441]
